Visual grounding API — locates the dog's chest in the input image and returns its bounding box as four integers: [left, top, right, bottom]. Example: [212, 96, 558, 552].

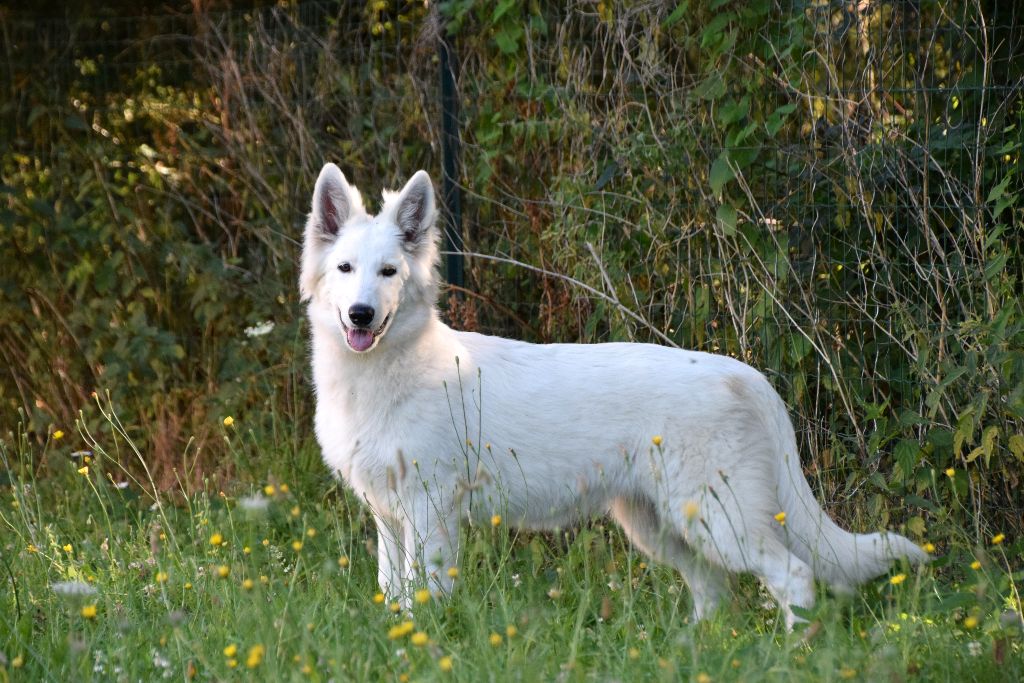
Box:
[313, 378, 453, 513]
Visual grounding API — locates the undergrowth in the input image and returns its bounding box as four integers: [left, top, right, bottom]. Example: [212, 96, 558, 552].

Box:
[1, 402, 1021, 681]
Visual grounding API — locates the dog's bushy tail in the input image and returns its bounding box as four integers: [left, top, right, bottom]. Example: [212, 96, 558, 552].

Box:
[763, 387, 928, 589]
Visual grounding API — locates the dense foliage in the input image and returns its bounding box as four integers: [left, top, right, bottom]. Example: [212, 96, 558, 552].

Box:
[1, 0, 1022, 539]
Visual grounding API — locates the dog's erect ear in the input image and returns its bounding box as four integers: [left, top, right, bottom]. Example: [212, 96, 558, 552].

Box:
[393, 170, 437, 254]
[310, 163, 358, 240]
[301, 163, 364, 301]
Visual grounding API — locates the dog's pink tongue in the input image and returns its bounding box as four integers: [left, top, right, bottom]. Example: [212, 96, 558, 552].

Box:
[347, 328, 374, 352]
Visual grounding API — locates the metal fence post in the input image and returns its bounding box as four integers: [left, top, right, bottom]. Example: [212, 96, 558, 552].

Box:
[439, 28, 464, 290]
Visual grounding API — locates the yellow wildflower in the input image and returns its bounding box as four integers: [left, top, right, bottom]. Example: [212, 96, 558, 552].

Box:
[223, 416, 234, 426]
[491, 514, 502, 527]
[243, 546, 251, 555]
[921, 542, 935, 554]
[209, 533, 224, 546]
[292, 540, 303, 552]
[306, 528, 316, 538]
[373, 592, 385, 604]
[11, 655, 24, 668]
[991, 533, 1005, 545]
[963, 615, 978, 629]
[839, 667, 856, 679]
[78, 466, 89, 476]
[489, 632, 502, 646]
[774, 511, 787, 526]
[684, 500, 699, 521]
[217, 564, 230, 578]
[242, 578, 255, 590]
[389, 602, 401, 614]
[63, 544, 73, 552]
[506, 624, 518, 638]
[223, 644, 238, 658]
[628, 647, 640, 660]
[338, 556, 350, 568]
[264, 484, 276, 496]
[246, 644, 265, 668]
[414, 588, 431, 605]
[945, 467, 955, 477]
[970, 560, 982, 570]
[447, 566, 459, 578]
[279, 483, 289, 493]
[26, 544, 38, 553]
[259, 575, 269, 585]
[889, 573, 906, 585]
[184, 582, 193, 590]
[438, 656, 453, 672]
[696, 674, 712, 683]
[411, 631, 429, 646]
[53, 430, 65, 440]
[156, 571, 169, 584]
[81, 604, 98, 619]
[652, 435, 663, 446]
[290, 506, 301, 517]
[227, 659, 238, 668]
[387, 621, 415, 640]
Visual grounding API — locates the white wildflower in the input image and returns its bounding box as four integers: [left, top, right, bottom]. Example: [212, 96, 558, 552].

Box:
[244, 320, 275, 338]
[52, 581, 98, 598]
[152, 650, 171, 669]
[967, 641, 982, 657]
[238, 494, 270, 512]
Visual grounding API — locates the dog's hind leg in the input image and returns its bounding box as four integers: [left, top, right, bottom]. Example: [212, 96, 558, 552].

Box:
[687, 508, 814, 631]
[610, 496, 727, 622]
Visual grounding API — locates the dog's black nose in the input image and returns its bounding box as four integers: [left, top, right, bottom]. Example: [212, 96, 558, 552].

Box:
[348, 304, 375, 327]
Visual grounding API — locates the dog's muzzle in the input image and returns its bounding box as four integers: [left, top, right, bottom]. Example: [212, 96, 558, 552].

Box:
[340, 311, 392, 352]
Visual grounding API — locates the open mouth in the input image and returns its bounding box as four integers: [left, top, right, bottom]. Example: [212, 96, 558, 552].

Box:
[340, 312, 392, 352]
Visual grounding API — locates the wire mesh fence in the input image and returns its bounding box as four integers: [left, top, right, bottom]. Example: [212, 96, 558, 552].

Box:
[1, 1, 1021, 519]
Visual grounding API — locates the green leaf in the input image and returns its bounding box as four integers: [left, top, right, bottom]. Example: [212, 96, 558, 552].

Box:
[716, 203, 737, 236]
[662, 1, 689, 28]
[492, 0, 517, 22]
[494, 27, 521, 54]
[894, 439, 920, 479]
[906, 516, 926, 537]
[594, 161, 618, 191]
[1009, 434, 1024, 461]
[692, 74, 725, 100]
[700, 13, 733, 49]
[709, 153, 734, 198]
[987, 174, 1011, 204]
[718, 96, 750, 127]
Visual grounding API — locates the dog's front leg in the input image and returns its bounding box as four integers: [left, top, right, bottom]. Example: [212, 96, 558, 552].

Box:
[374, 513, 406, 603]
[402, 495, 459, 599]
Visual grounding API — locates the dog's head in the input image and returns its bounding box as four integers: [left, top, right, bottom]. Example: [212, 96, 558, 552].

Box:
[300, 164, 439, 354]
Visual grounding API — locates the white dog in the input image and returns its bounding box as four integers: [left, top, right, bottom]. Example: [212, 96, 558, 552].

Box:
[301, 164, 927, 628]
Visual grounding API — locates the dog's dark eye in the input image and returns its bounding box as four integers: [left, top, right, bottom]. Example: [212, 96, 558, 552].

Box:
[380, 265, 397, 278]
[338, 263, 352, 273]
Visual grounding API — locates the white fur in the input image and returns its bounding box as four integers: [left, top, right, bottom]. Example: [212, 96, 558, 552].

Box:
[301, 165, 928, 629]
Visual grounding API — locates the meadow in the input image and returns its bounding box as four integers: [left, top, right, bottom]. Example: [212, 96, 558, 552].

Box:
[2, 1, 1023, 679]
[1, 397, 1021, 681]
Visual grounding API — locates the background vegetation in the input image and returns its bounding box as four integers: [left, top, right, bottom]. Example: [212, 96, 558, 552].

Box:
[1, 0, 1023, 678]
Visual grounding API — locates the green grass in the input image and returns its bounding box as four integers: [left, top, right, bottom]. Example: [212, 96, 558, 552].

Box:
[1, 411, 1022, 681]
